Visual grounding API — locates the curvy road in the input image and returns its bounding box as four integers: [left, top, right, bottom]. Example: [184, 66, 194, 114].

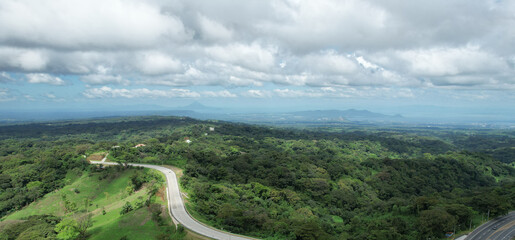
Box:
[466, 211, 515, 240]
[91, 161, 256, 240]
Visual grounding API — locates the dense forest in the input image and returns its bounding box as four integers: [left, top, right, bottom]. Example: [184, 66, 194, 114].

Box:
[0, 116, 513, 239]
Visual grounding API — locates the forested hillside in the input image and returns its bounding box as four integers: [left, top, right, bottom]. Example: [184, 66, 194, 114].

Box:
[0, 116, 513, 239]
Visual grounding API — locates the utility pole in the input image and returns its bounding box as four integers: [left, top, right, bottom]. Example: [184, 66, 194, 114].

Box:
[469, 219, 472, 230]
[487, 209, 490, 221]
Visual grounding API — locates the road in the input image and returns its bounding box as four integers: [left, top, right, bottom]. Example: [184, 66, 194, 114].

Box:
[466, 211, 515, 240]
[91, 161, 256, 240]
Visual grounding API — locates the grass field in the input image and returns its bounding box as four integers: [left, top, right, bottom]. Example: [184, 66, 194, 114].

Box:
[2, 166, 190, 240]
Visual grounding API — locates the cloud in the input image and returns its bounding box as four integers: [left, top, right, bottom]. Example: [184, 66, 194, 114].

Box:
[269, 87, 414, 99]
[0, 0, 191, 50]
[370, 45, 513, 88]
[205, 43, 277, 72]
[82, 86, 236, 99]
[300, 50, 358, 75]
[197, 14, 234, 42]
[0, 88, 16, 102]
[201, 90, 237, 98]
[136, 52, 183, 75]
[23, 94, 35, 101]
[0, 0, 514, 93]
[0, 72, 15, 83]
[80, 74, 130, 85]
[26, 73, 66, 85]
[241, 90, 273, 98]
[395, 46, 506, 77]
[45, 93, 56, 99]
[0, 47, 47, 71]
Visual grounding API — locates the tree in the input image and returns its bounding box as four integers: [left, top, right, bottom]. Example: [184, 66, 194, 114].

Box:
[417, 208, 457, 238]
[120, 201, 133, 215]
[55, 218, 79, 240]
[444, 204, 473, 229]
[294, 220, 329, 240]
[76, 213, 93, 238]
[26, 181, 43, 202]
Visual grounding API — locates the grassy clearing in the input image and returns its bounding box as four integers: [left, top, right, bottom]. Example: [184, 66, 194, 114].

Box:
[4, 168, 139, 220]
[331, 215, 344, 223]
[3, 167, 190, 239]
[86, 152, 107, 161]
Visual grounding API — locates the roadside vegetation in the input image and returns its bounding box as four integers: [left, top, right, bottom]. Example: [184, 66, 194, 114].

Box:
[0, 116, 513, 239]
[1, 163, 185, 239]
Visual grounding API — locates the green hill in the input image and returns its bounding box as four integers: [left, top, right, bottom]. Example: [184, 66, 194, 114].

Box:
[2, 166, 186, 240]
[0, 116, 513, 239]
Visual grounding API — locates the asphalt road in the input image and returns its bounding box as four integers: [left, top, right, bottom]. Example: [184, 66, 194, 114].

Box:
[91, 161, 256, 240]
[466, 211, 515, 240]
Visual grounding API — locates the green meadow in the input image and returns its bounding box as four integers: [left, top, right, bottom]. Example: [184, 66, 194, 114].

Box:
[3, 167, 187, 240]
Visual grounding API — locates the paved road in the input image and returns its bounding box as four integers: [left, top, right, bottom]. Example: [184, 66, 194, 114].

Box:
[91, 161, 256, 240]
[466, 211, 515, 240]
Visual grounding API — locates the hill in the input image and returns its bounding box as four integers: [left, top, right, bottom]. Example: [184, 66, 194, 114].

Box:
[1, 166, 189, 239]
[0, 116, 513, 239]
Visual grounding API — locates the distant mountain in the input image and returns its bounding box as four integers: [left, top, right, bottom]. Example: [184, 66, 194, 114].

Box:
[176, 101, 221, 112]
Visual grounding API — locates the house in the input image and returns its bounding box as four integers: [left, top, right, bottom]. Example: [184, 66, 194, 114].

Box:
[209, 127, 215, 131]
[134, 144, 146, 148]
[184, 137, 191, 144]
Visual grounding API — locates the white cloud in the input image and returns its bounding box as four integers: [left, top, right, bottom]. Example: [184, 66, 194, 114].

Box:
[0, 88, 16, 102]
[301, 50, 358, 75]
[201, 90, 237, 98]
[198, 14, 234, 42]
[395, 46, 506, 77]
[205, 43, 276, 72]
[240, 87, 415, 99]
[136, 52, 183, 75]
[356, 56, 381, 71]
[241, 89, 272, 98]
[273, 89, 324, 98]
[80, 74, 129, 85]
[24, 94, 35, 101]
[83, 87, 199, 99]
[26, 73, 65, 85]
[258, 0, 390, 52]
[0, 0, 514, 94]
[45, 93, 56, 99]
[0, 48, 47, 71]
[82, 86, 237, 99]
[0, 0, 191, 50]
[0, 72, 15, 82]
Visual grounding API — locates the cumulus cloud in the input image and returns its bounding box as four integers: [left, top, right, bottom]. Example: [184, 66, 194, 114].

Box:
[136, 52, 183, 75]
[0, 48, 48, 71]
[197, 14, 234, 42]
[300, 51, 358, 75]
[0, 0, 191, 50]
[0, 0, 514, 94]
[205, 43, 277, 72]
[26, 73, 66, 85]
[395, 46, 506, 77]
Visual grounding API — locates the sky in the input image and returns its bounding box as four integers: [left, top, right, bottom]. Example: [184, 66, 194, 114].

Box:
[0, 0, 514, 121]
